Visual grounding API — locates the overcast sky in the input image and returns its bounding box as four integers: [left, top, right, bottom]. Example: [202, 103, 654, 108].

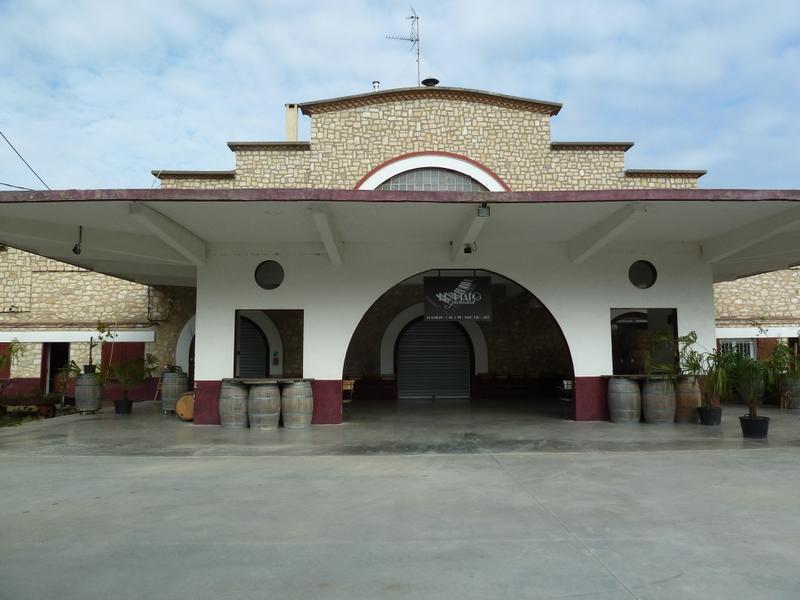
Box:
[1, 0, 798, 191]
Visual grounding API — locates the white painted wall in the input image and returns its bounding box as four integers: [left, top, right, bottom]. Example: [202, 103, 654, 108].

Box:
[194, 240, 716, 381]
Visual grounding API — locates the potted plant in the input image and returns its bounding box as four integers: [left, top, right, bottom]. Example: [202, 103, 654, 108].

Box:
[697, 349, 733, 425]
[676, 331, 703, 423]
[641, 328, 677, 423]
[732, 352, 769, 438]
[84, 322, 114, 374]
[0, 340, 23, 397]
[765, 342, 800, 409]
[109, 353, 159, 414]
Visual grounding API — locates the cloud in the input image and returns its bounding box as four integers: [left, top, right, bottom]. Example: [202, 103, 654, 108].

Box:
[0, 0, 798, 190]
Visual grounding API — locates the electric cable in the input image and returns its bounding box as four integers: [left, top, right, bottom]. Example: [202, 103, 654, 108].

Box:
[0, 181, 35, 191]
[0, 129, 51, 190]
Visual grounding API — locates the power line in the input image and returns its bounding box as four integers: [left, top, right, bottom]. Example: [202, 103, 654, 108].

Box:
[0, 181, 35, 191]
[0, 129, 51, 190]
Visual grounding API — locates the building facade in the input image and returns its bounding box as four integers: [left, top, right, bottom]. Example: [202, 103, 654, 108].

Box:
[1, 85, 799, 423]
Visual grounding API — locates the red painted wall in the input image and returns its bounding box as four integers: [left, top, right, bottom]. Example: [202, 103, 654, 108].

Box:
[194, 380, 222, 425]
[311, 380, 343, 424]
[574, 376, 609, 421]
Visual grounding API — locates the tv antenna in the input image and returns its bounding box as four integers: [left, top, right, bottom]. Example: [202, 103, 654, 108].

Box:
[386, 6, 420, 86]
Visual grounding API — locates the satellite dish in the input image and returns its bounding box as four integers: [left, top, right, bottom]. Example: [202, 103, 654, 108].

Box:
[421, 78, 439, 87]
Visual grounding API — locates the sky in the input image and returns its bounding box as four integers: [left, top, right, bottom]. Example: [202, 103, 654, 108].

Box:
[1, 0, 799, 191]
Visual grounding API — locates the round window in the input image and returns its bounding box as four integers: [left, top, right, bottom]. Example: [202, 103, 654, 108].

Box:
[255, 260, 284, 290]
[628, 260, 657, 289]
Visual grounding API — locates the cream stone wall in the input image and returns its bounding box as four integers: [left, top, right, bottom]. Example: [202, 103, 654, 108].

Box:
[0, 247, 149, 325]
[159, 177, 233, 190]
[159, 97, 698, 192]
[1, 245, 198, 381]
[10, 343, 42, 378]
[714, 269, 800, 327]
[147, 286, 197, 366]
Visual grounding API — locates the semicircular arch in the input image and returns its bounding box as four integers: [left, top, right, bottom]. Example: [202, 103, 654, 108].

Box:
[379, 303, 489, 376]
[356, 151, 510, 191]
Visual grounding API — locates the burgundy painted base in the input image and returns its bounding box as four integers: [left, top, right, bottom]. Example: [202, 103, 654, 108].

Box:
[0, 378, 42, 398]
[574, 376, 609, 421]
[311, 380, 343, 424]
[193, 380, 343, 426]
[194, 380, 222, 425]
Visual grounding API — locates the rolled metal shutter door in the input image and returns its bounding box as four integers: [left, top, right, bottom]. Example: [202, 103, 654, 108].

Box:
[397, 320, 471, 401]
[237, 317, 269, 378]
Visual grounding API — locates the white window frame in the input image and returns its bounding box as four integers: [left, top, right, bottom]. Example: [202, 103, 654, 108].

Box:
[718, 338, 756, 359]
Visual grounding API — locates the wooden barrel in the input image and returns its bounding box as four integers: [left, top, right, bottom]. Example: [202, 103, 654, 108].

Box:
[176, 392, 194, 422]
[642, 379, 676, 424]
[281, 381, 313, 429]
[248, 383, 281, 430]
[219, 381, 248, 429]
[781, 377, 800, 409]
[675, 377, 701, 423]
[160, 370, 188, 413]
[75, 373, 103, 413]
[608, 378, 641, 423]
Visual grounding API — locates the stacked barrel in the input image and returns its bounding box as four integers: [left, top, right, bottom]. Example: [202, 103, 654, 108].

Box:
[607, 376, 700, 423]
[219, 380, 314, 429]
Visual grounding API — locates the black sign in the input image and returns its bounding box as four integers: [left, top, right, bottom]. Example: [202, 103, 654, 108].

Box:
[424, 277, 492, 321]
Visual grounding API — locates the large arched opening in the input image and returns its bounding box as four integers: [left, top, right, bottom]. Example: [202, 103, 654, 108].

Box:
[342, 269, 575, 422]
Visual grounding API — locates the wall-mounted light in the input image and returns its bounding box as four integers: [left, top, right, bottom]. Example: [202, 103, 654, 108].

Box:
[477, 203, 490, 218]
[72, 225, 82, 255]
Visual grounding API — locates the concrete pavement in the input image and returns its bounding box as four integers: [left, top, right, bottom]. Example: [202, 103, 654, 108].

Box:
[1, 402, 799, 599]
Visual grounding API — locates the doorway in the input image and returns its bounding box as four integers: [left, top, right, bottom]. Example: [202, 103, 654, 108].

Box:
[396, 319, 472, 402]
[47, 342, 70, 394]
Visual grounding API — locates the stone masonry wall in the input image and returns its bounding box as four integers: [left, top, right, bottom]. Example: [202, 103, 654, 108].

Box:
[159, 97, 698, 191]
[1, 246, 198, 378]
[148, 286, 196, 367]
[714, 269, 800, 327]
[10, 343, 42, 378]
[0, 247, 149, 325]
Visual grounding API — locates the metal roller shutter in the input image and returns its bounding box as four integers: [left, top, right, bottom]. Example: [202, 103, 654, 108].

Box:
[237, 317, 269, 378]
[397, 320, 471, 401]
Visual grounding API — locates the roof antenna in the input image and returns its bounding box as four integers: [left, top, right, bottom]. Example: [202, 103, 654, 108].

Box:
[387, 5, 420, 86]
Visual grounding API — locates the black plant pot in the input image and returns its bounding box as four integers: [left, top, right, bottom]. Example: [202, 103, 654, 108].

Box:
[114, 399, 133, 414]
[698, 406, 722, 426]
[739, 415, 769, 439]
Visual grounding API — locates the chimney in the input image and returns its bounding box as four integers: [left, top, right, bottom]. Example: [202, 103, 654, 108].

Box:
[285, 104, 299, 141]
[372, 80, 380, 91]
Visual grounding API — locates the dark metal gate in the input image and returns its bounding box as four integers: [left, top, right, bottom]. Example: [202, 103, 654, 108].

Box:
[397, 320, 471, 401]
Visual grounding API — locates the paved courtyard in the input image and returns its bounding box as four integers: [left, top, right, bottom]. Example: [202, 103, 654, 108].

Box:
[1, 402, 799, 599]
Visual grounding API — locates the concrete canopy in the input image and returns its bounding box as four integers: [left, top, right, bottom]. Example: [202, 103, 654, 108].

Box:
[1, 187, 800, 286]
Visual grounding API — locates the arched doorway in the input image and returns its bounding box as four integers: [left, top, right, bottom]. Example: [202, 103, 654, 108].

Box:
[342, 268, 575, 419]
[396, 319, 472, 401]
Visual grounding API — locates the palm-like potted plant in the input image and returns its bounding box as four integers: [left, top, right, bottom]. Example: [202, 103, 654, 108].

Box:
[110, 353, 159, 414]
[642, 328, 677, 423]
[676, 331, 703, 423]
[766, 342, 800, 409]
[732, 352, 769, 438]
[0, 340, 23, 397]
[698, 349, 734, 425]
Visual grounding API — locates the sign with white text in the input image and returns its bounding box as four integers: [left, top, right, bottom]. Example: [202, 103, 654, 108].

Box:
[424, 277, 492, 321]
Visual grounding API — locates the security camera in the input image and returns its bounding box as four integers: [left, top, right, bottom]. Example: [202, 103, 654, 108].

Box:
[72, 244, 81, 255]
